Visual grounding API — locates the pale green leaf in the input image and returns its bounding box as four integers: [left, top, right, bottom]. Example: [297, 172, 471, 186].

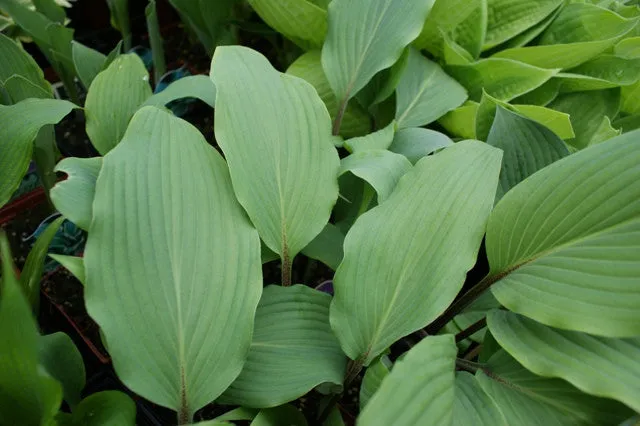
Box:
[488, 311, 640, 412]
[84, 106, 263, 417]
[622, 80, 640, 114]
[566, 55, 640, 86]
[321, 0, 435, 103]
[412, 0, 478, 56]
[84, 54, 152, 155]
[389, 128, 454, 164]
[0, 98, 75, 208]
[357, 335, 456, 426]
[71, 391, 136, 426]
[476, 350, 631, 425]
[359, 355, 391, 410]
[512, 78, 561, 106]
[486, 130, 640, 337]
[395, 48, 467, 129]
[3, 74, 51, 102]
[438, 102, 478, 139]
[0, 235, 62, 425]
[445, 58, 558, 101]
[510, 105, 575, 139]
[38, 332, 85, 409]
[71, 41, 106, 90]
[287, 50, 371, 138]
[0, 32, 51, 94]
[50, 157, 101, 231]
[142, 75, 216, 109]
[487, 107, 569, 200]
[48, 254, 85, 285]
[443, 36, 474, 65]
[615, 36, 640, 58]
[614, 114, 640, 133]
[331, 141, 501, 364]
[250, 405, 307, 426]
[586, 115, 621, 146]
[556, 72, 621, 93]
[218, 285, 346, 408]
[500, 4, 562, 49]
[301, 223, 344, 270]
[248, 0, 327, 49]
[344, 121, 394, 153]
[452, 0, 487, 58]
[211, 46, 340, 271]
[453, 372, 506, 426]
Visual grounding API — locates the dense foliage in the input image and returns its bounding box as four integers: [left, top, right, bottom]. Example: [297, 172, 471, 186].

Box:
[1, 0, 640, 424]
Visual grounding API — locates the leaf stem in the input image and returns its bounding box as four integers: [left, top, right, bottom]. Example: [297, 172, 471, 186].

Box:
[332, 97, 349, 136]
[316, 358, 363, 424]
[454, 317, 487, 343]
[455, 358, 486, 374]
[282, 253, 292, 287]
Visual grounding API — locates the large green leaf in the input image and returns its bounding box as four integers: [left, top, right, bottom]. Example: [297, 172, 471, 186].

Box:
[412, 0, 477, 56]
[0, 32, 51, 95]
[301, 223, 344, 271]
[476, 350, 631, 425]
[211, 46, 339, 283]
[321, 0, 434, 105]
[50, 157, 102, 231]
[567, 55, 640, 87]
[438, 102, 478, 139]
[453, 372, 505, 425]
[0, 98, 76, 208]
[394, 48, 467, 129]
[486, 130, 640, 337]
[483, 0, 563, 49]
[500, 4, 562, 49]
[357, 335, 456, 426]
[248, 0, 327, 49]
[486, 107, 569, 200]
[3, 74, 51, 103]
[343, 121, 395, 153]
[84, 54, 152, 155]
[38, 332, 85, 410]
[287, 50, 371, 138]
[452, 0, 487, 59]
[69, 391, 136, 426]
[389, 128, 453, 164]
[359, 354, 391, 410]
[142, 75, 216, 109]
[84, 107, 262, 420]
[218, 285, 346, 408]
[71, 41, 106, 90]
[488, 311, 640, 412]
[0, 235, 62, 425]
[330, 141, 501, 364]
[446, 58, 558, 101]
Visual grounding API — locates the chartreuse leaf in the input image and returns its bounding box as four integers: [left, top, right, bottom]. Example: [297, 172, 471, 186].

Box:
[566, 55, 640, 86]
[71, 41, 106, 89]
[512, 78, 561, 106]
[0, 32, 51, 95]
[211, 46, 339, 282]
[487, 107, 569, 200]
[20, 216, 64, 312]
[438, 102, 478, 139]
[509, 105, 574, 139]
[452, 0, 487, 59]
[50, 157, 102, 231]
[615, 36, 640, 58]
[0, 98, 76, 208]
[445, 58, 558, 101]
[389, 128, 453, 164]
[453, 372, 505, 425]
[483, 0, 563, 49]
[38, 332, 85, 409]
[142, 75, 216, 109]
[359, 354, 392, 410]
[443, 36, 474, 65]
[321, 0, 434, 106]
[486, 130, 640, 337]
[476, 350, 631, 425]
[344, 121, 395, 153]
[70, 391, 136, 425]
[412, 0, 478, 56]
[84, 107, 262, 420]
[84, 54, 152, 155]
[330, 141, 501, 364]
[358, 335, 456, 426]
[248, 0, 327, 49]
[48, 255, 85, 285]
[395, 48, 467, 129]
[218, 285, 346, 408]
[301, 224, 344, 271]
[500, 4, 561, 49]
[549, 89, 620, 149]
[251, 405, 307, 426]
[338, 150, 412, 203]
[287, 51, 371, 138]
[0, 234, 62, 425]
[488, 311, 640, 412]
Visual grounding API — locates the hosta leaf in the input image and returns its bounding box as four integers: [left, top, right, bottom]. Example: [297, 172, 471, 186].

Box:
[483, 0, 563, 49]
[412, 0, 477, 56]
[357, 335, 456, 426]
[218, 285, 346, 408]
[48, 254, 85, 285]
[395, 48, 467, 129]
[438, 102, 478, 139]
[622, 81, 640, 115]
[615, 36, 640, 58]
[500, 4, 561, 49]
[0, 235, 62, 425]
[287, 50, 371, 138]
[213, 407, 259, 423]
[549, 89, 620, 149]
[330, 141, 501, 364]
[71, 41, 106, 89]
[512, 78, 562, 106]
[488, 311, 640, 412]
[486, 130, 640, 337]
[301, 223, 344, 270]
[38, 332, 85, 409]
[344, 121, 395, 153]
[452, 0, 487, 59]
[476, 350, 631, 425]
[443, 36, 474, 65]
[248, 0, 327, 49]
[211, 46, 339, 278]
[3, 74, 51, 103]
[359, 354, 391, 410]
[566, 55, 640, 86]
[142, 75, 216, 109]
[586, 116, 621, 147]
[50, 157, 102, 231]
[389, 128, 453, 164]
[446, 59, 558, 101]
[338, 149, 412, 203]
[0, 32, 50, 95]
[84, 54, 152, 155]
[0, 98, 75, 208]
[486, 107, 569, 200]
[614, 114, 640, 133]
[84, 107, 262, 419]
[321, 0, 434, 105]
[250, 405, 307, 426]
[509, 105, 574, 139]
[70, 391, 136, 426]
[453, 372, 505, 425]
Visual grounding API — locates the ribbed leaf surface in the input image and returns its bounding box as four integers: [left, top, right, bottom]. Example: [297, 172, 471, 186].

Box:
[389, 128, 453, 164]
[453, 372, 505, 426]
[50, 157, 101, 231]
